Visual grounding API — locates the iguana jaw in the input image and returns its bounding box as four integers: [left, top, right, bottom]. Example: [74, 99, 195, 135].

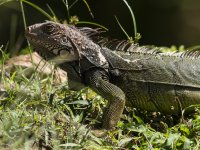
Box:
[25, 22, 79, 63]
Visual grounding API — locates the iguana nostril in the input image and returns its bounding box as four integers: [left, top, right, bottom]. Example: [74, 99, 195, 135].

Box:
[27, 26, 31, 32]
[25, 27, 31, 35]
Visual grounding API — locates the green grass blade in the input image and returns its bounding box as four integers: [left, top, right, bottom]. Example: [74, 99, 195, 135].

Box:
[122, 0, 137, 38]
[115, 16, 132, 42]
[68, 0, 79, 9]
[21, 0, 52, 20]
[82, 0, 94, 18]
[76, 21, 108, 31]
[61, 0, 70, 21]
[20, 0, 33, 64]
[188, 45, 200, 51]
[20, 0, 27, 30]
[46, 4, 58, 22]
[0, 0, 14, 6]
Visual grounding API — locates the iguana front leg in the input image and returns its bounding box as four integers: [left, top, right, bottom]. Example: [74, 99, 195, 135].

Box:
[84, 68, 126, 129]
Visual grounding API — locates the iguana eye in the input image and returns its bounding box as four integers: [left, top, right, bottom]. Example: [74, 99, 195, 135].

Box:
[43, 24, 55, 34]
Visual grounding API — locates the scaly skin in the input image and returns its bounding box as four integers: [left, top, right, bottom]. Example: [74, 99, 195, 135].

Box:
[102, 48, 200, 114]
[25, 21, 200, 129]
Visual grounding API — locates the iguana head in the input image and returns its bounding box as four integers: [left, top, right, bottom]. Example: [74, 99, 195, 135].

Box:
[25, 21, 108, 67]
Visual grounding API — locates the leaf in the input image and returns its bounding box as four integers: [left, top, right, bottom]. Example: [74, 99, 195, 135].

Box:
[164, 133, 180, 148]
[68, 100, 89, 105]
[74, 112, 84, 123]
[183, 137, 191, 149]
[133, 113, 144, 124]
[180, 125, 190, 136]
[118, 137, 133, 147]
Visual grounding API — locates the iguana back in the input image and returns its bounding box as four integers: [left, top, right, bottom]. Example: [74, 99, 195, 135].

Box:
[102, 47, 200, 113]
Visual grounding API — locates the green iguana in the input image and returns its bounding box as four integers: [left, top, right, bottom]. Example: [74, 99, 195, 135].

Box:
[25, 21, 200, 129]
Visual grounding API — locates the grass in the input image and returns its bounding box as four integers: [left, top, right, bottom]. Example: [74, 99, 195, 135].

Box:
[1, 55, 200, 149]
[1, 0, 200, 149]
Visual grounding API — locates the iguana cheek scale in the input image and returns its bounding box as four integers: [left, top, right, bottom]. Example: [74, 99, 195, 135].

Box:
[25, 21, 200, 129]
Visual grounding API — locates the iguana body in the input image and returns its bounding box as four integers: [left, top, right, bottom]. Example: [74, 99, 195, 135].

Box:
[25, 21, 200, 129]
[103, 48, 200, 113]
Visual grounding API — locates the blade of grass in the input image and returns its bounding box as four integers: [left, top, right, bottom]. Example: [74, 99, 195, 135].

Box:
[82, 0, 94, 18]
[122, 0, 137, 38]
[76, 21, 108, 31]
[188, 45, 200, 51]
[20, 0, 27, 30]
[61, 0, 70, 21]
[0, 0, 14, 6]
[69, 0, 79, 9]
[46, 4, 58, 22]
[21, 0, 52, 20]
[115, 16, 132, 42]
[20, 0, 33, 65]
[65, 0, 94, 18]
[0, 46, 5, 80]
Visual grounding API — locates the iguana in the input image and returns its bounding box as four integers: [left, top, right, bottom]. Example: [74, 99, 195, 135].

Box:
[25, 21, 200, 129]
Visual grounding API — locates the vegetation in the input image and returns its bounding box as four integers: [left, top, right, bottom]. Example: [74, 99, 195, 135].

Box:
[0, 0, 200, 149]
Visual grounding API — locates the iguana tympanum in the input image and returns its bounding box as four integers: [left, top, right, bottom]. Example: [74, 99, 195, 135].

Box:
[25, 21, 200, 129]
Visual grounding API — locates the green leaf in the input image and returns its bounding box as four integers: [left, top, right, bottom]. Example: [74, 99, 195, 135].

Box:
[180, 124, 190, 136]
[74, 112, 84, 123]
[118, 137, 133, 147]
[164, 133, 180, 148]
[133, 113, 144, 124]
[183, 137, 191, 149]
[68, 100, 89, 105]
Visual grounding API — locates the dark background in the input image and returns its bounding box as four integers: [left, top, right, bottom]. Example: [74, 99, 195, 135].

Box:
[0, 0, 200, 55]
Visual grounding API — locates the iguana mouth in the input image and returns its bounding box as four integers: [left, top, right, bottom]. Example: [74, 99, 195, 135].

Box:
[25, 23, 80, 63]
[25, 24, 41, 38]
